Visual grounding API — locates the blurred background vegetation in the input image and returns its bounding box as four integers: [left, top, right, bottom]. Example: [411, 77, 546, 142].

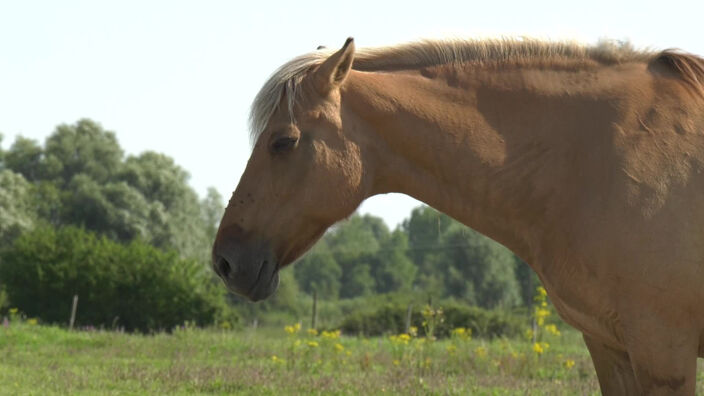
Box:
[0, 119, 541, 335]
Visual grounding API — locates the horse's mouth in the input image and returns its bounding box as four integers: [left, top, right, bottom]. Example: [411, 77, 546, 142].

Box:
[243, 259, 279, 302]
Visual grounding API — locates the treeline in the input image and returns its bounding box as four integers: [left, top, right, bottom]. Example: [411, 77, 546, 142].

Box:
[0, 119, 538, 332]
[293, 210, 536, 307]
[0, 119, 227, 331]
[0, 119, 222, 257]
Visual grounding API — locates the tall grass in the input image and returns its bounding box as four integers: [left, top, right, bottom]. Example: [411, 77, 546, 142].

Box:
[2, 311, 703, 395]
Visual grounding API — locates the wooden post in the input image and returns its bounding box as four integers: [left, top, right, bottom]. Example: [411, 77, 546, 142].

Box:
[311, 289, 318, 330]
[69, 295, 78, 330]
[404, 303, 413, 334]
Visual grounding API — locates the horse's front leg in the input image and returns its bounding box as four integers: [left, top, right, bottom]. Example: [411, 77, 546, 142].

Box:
[623, 324, 699, 396]
[583, 333, 639, 395]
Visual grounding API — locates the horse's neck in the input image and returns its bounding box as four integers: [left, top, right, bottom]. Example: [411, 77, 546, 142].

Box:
[345, 66, 594, 263]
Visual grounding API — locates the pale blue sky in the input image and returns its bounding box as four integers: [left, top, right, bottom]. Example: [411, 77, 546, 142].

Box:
[1, 0, 703, 227]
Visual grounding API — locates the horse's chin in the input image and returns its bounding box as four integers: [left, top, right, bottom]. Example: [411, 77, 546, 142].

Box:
[242, 268, 280, 302]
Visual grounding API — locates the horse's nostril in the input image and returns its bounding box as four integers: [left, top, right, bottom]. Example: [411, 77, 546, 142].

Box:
[216, 256, 231, 278]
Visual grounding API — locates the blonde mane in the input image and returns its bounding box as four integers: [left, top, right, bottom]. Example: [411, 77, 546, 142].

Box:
[249, 38, 657, 144]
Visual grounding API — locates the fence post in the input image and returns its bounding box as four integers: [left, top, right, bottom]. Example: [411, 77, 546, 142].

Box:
[69, 295, 78, 330]
[311, 289, 318, 330]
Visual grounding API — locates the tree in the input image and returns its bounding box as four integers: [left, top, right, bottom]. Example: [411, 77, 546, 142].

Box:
[2, 120, 218, 261]
[0, 132, 5, 169]
[0, 170, 35, 245]
[43, 119, 124, 186]
[117, 151, 210, 259]
[4, 137, 44, 181]
[60, 175, 153, 242]
[327, 214, 389, 298]
[402, 206, 454, 294]
[514, 257, 540, 306]
[201, 187, 224, 242]
[294, 241, 342, 299]
[435, 224, 522, 308]
[370, 230, 416, 293]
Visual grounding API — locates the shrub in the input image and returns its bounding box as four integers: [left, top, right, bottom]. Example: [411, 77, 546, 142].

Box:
[0, 225, 230, 331]
[339, 299, 526, 339]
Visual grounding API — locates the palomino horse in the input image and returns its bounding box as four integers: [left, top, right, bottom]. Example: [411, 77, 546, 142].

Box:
[212, 37, 704, 395]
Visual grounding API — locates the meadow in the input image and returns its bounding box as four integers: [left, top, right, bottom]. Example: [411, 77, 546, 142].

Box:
[0, 312, 600, 395]
[3, 301, 704, 395]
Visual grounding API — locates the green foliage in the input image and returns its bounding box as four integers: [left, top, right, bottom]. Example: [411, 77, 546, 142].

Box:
[0, 285, 7, 312]
[294, 242, 342, 299]
[0, 132, 4, 169]
[370, 230, 416, 293]
[4, 136, 44, 181]
[200, 187, 224, 242]
[2, 119, 218, 261]
[435, 224, 522, 308]
[338, 299, 526, 339]
[0, 225, 228, 331]
[43, 119, 124, 186]
[0, 170, 35, 245]
[116, 151, 211, 258]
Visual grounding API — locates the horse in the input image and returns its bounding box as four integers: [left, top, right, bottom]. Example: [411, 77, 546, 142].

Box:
[212, 37, 704, 395]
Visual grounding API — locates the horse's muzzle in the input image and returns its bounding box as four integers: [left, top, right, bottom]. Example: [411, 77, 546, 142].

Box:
[211, 226, 279, 301]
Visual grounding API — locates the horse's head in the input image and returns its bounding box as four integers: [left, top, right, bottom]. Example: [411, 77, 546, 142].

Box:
[213, 38, 370, 301]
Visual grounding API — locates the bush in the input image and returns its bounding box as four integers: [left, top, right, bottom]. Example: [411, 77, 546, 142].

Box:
[0, 225, 230, 331]
[339, 299, 526, 339]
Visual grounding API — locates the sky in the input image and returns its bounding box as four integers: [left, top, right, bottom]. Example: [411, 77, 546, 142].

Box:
[1, 0, 703, 228]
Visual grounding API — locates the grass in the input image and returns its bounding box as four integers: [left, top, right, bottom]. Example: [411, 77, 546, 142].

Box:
[1, 318, 702, 395]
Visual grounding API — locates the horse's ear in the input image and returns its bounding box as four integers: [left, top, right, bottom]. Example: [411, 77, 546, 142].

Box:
[314, 37, 355, 93]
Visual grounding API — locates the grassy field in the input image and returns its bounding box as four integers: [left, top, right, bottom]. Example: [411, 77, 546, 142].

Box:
[1, 317, 703, 395]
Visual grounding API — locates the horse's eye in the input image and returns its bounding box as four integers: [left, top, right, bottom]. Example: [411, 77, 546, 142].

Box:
[271, 137, 298, 154]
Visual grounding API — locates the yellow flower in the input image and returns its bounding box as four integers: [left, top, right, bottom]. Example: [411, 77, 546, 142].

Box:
[9, 308, 18, 315]
[284, 323, 301, 335]
[392, 359, 400, 366]
[446, 344, 457, 354]
[533, 342, 549, 355]
[452, 327, 471, 340]
[564, 359, 575, 369]
[26, 318, 38, 326]
[532, 342, 544, 355]
[307, 328, 318, 336]
[408, 326, 418, 337]
[537, 286, 547, 297]
[390, 333, 411, 345]
[544, 324, 561, 336]
[321, 330, 341, 339]
[307, 341, 319, 348]
[474, 346, 487, 358]
[535, 308, 551, 326]
[334, 343, 345, 352]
